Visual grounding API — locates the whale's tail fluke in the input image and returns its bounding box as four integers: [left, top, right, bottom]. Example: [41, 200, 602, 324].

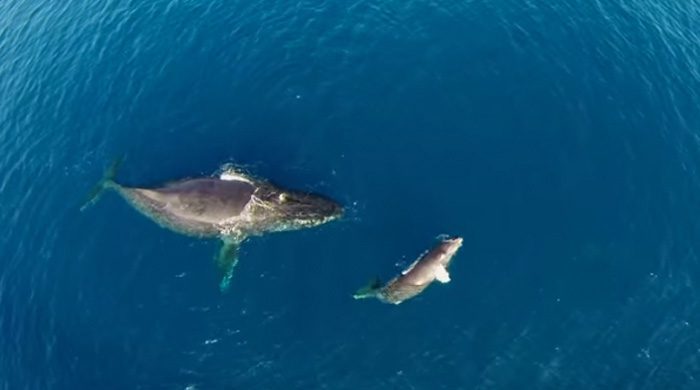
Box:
[353, 277, 383, 300]
[80, 157, 124, 211]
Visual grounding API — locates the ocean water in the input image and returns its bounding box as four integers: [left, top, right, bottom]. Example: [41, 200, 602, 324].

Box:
[2, 0, 700, 388]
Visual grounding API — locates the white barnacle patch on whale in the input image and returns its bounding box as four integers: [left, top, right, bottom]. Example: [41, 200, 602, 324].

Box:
[217, 200, 257, 236]
[218, 224, 244, 237]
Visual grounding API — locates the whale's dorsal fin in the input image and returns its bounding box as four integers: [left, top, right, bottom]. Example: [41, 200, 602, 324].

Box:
[434, 265, 451, 283]
[216, 237, 243, 292]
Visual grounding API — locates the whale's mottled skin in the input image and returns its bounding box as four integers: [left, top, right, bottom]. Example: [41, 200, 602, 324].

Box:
[83, 161, 343, 290]
[354, 236, 463, 304]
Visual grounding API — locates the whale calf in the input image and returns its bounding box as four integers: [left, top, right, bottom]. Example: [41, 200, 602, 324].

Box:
[82, 160, 343, 290]
[353, 236, 463, 304]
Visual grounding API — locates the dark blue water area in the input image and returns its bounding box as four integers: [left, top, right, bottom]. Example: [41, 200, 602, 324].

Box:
[2, 0, 700, 388]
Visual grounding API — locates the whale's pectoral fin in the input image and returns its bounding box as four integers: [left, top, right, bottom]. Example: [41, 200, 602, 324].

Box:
[216, 238, 241, 292]
[434, 265, 451, 283]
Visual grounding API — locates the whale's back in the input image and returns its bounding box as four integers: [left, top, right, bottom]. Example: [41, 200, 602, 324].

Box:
[123, 178, 256, 236]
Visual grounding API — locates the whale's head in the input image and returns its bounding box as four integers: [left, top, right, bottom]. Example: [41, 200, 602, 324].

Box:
[254, 185, 343, 232]
[437, 236, 463, 261]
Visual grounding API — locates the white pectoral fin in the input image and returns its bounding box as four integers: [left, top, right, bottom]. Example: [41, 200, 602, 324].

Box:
[434, 265, 451, 283]
[216, 238, 242, 292]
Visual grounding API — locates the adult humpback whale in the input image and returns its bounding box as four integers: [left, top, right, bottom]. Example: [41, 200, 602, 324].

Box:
[354, 236, 463, 304]
[82, 160, 343, 291]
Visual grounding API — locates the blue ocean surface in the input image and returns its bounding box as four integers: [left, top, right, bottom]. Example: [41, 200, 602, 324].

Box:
[2, 0, 700, 388]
